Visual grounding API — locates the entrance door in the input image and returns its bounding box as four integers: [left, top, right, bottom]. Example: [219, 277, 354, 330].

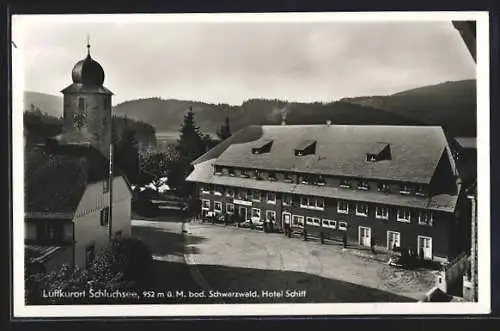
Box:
[387, 231, 401, 250]
[239, 206, 247, 221]
[358, 226, 371, 247]
[418, 236, 433, 260]
[282, 212, 291, 229]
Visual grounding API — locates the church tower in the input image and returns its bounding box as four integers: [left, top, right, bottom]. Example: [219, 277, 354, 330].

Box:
[60, 40, 113, 158]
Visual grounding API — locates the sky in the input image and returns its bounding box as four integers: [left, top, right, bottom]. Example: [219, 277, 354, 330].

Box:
[13, 14, 476, 106]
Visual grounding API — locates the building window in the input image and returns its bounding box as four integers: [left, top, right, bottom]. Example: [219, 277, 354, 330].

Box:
[202, 199, 211, 211]
[85, 244, 95, 269]
[300, 175, 311, 185]
[387, 231, 401, 250]
[338, 221, 348, 231]
[38, 221, 64, 243]
[214, 166, 223, 175]
[213, 186, 223, 196]
[100, 207, 110, 227]
[317, 198, 325, 209]
[226, 188, 235, 198]
[251, 208, 261, 220]
[292, 215, 304, 228]
[375, 206, 389, 220]
[103, 178, 110, 193]
[418, 210, 433, 226]
[214, 201, 222, 213]
[268, 172, 277, 181]
[399, 184, 412, 195]
[266, 192, 276, 204]
[356, 203, 369, 217]
[284, 173, 293, 182]
[378, 183, 391, 193]
[200, 186, 211, 195]
[316, 175, 326, 186]
[252, 190, 261, 202]
[322, 219, 336, 229]
[312, 218, 321, 227]
[226, 203, 235, 214]
[397, 208, 411, 223]
[337, 200, 349, 214]
[229, 169, 235, 177]
[254, 169, 262, 180]
[357, 180, 370, 190]
[283, 194, 292, 206]
[265, 210, 276, 222]
[340, 178, 351, 188]
[240, 169, 249, 178]
[306, 217, 314, 225]
[415, 185, 426, 196]
[300, 196, 325, 210]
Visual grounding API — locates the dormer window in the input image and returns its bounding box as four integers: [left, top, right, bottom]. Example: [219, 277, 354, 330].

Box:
[294, 140, 317, 156]
[214, 166, 223, 175]
[378, 183, 390, 193]
[316, 175, 326, 186]
[340, 179, 351, 188]
[357, 180, 370, 190]
[399, 184, 412, 195]
[284, 173, 293, 183]
[240, 169, 249, 178]
[228, 169, 235, 177]
[251, 140, 273, 154]
[300, 175, 311, 185]
[415, 185, 426, 196]
[366, 142, 391, 162]
[268, 172, 277, 181]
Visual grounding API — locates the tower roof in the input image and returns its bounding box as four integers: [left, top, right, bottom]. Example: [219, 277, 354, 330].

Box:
[62, 40, 113, 95]
[71, 52, 105, 86]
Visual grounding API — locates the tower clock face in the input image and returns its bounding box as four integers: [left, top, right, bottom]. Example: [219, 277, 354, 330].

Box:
[73, 108, 87, 129]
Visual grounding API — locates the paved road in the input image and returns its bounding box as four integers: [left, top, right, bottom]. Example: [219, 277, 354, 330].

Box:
[131, 217, 220, 304]
[184, 222, 437, 303]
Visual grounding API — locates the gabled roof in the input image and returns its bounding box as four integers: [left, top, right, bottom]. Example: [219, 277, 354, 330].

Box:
[210, 125, 450, 184]
[25, 143, 126, 216]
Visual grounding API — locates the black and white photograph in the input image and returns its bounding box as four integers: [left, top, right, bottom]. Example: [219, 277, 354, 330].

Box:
[11, 12, 490, 317]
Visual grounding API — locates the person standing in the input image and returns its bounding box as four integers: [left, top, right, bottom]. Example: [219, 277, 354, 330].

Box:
[283, 217, 290, 237]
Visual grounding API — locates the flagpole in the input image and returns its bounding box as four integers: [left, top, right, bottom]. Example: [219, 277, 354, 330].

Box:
[108, 138, 114, 239]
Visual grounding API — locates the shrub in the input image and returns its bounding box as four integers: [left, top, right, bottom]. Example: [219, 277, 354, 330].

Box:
[91, 237, 153, 288]
[25, 264, 90, 305]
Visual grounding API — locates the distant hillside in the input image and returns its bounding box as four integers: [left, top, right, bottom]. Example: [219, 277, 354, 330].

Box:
[113, 97, 423, 136]
[25, 79, 477, 139]
[340, 79, 476, 137]
[24, 91, 63, 118]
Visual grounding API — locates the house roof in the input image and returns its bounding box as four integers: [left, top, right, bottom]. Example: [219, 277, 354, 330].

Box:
[454, 137, 476, 150]
[209, 125, 451, 184]
[186, 159, 459, 213]
[25, 143, 124, 216]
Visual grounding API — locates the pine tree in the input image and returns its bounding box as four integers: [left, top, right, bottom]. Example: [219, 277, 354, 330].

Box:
[216, 117, 232, 141]
[176, 107, 204, 163]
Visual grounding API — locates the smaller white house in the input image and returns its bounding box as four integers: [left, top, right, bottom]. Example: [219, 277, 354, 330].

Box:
[25, 143, 133, 271]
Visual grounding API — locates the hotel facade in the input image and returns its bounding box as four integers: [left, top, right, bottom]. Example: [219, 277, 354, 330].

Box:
[186, 124, 468, 263]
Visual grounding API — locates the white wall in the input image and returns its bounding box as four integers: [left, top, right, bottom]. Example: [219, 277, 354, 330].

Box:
[73, 176, 132, 268]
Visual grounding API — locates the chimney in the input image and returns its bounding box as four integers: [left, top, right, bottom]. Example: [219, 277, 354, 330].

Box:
[280, 106, 288, 125]
[326, 120, 332, 126]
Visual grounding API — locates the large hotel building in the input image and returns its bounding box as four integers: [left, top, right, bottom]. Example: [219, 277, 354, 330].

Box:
[186, 124, 468, 263]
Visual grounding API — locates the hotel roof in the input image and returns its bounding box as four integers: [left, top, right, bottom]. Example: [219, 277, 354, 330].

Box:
[193, 124, 456, 184]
